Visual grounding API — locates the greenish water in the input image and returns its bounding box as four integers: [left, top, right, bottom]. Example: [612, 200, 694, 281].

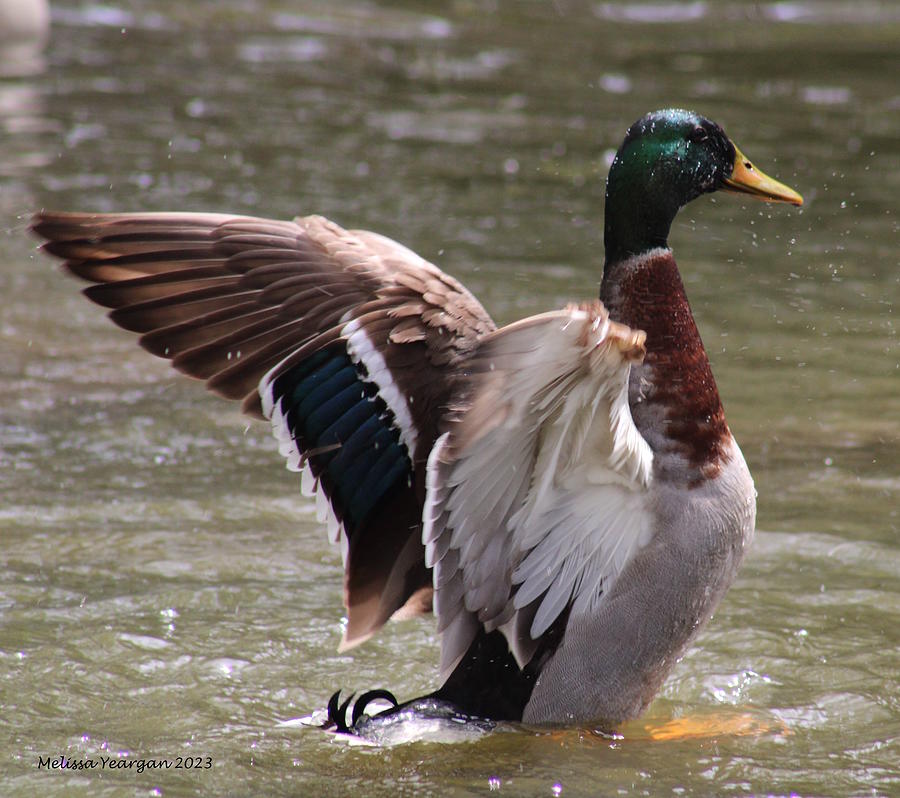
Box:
[2, 1, 898, 795]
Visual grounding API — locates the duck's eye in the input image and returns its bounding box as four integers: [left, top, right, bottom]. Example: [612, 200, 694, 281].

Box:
[688, 126, 708, 144]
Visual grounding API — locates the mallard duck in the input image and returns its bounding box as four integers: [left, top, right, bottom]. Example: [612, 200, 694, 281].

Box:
[32, 109, 802, 733]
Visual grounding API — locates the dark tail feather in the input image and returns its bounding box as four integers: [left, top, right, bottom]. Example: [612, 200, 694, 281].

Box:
[322, 629, 538, 735]
[324, 688, 399, 734]
[429, 629, 536, 721]
[325, 690, 356, 733]
[351, 689, 399, 727]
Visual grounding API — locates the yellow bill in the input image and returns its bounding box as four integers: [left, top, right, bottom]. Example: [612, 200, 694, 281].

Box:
[723, 144, 803, 206]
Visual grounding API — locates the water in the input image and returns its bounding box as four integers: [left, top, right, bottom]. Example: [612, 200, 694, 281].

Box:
[2, 1, 898, 795]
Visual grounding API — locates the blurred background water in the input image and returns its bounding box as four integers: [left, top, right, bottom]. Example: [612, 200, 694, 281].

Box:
[1, 1, 898, 795]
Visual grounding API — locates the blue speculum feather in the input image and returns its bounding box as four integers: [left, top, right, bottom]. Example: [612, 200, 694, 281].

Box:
[273, 346, 412, 534]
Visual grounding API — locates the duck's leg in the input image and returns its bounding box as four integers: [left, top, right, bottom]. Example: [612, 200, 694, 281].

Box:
[637, 711, 785, 741]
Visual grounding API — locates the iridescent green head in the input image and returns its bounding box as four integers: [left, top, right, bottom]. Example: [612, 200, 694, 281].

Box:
[604, 109, 802, 264]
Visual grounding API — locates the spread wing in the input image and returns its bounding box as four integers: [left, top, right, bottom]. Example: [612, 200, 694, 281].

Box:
[31, 210, 496, 647]
[422, 301, 654, 676]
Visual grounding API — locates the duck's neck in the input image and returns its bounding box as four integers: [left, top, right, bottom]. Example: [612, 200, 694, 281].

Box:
[602, 144, 683, 266]
[600, 248, 731, 482]
[602, 195, 677, 267]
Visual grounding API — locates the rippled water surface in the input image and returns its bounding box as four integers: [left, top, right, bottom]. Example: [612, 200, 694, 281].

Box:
[2, 1, 898, 795]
